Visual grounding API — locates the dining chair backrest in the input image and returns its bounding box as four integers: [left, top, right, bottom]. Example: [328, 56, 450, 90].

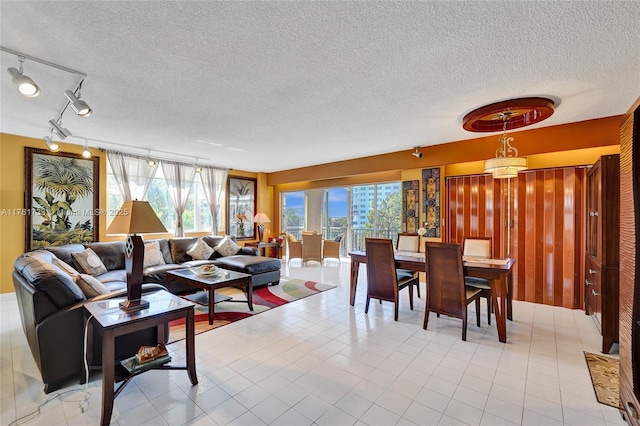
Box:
[424, 241, 482, 340]
[462, 236, 492, 258]
[365, 238, 399, 302]
[424, 242, 466, 318]
[397, 233, 420, 252]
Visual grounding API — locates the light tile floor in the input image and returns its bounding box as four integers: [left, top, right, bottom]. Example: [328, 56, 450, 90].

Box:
[0, 259, 627, 425]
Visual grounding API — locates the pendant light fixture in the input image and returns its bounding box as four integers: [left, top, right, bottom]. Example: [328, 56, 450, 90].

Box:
[7, 56, 40, 97]
[482, 112, 528, 179]
[463, 97, 555, 179]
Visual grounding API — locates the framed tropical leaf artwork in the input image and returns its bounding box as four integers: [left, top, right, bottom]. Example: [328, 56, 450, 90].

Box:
[25, 148, 99, 251]
[226, 176, 256, 239]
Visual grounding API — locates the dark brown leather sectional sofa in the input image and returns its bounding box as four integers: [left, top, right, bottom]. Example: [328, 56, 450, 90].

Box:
[12, 235, 281, 393]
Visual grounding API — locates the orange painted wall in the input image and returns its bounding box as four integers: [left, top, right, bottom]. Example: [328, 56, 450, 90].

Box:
[0, 115, 623, 293]
[267, 116, 621, 238]
[0, 133, 256, 293]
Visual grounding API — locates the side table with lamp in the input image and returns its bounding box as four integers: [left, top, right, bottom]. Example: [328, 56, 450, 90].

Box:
[86, 200, 198, 425]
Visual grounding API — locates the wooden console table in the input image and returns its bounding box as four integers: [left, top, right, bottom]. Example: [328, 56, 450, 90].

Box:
[84, 290, 198, 426]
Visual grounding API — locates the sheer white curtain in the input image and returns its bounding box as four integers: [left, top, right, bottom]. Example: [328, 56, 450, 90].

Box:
[161, 162, 196, 237]
[200, 167, 228, 235]
[106, 151, 158, 201]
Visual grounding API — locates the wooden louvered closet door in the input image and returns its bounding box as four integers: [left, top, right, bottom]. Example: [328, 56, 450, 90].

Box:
[446, 167, 586, 309]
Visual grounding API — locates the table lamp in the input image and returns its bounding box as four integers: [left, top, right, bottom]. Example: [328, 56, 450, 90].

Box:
[106, 200, 167, 312]
[253, 212, 271, 242]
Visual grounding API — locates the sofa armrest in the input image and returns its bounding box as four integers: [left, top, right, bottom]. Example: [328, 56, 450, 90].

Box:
[238, 247, 259, 256]
[32, 283, 169, 392]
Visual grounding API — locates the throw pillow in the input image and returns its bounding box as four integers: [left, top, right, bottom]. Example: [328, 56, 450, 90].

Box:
[74, 274, 110, 298]
[186, 238, 215, 260]
[71, 248, 108, 275]
[215, 235, 241, 257]
[52, 257, 80, 277]
[144, 241, 166, 267]
[287, 233, 297, 243]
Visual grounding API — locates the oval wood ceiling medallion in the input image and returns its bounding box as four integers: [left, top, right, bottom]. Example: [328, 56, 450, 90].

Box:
[463, 97, 555, 132]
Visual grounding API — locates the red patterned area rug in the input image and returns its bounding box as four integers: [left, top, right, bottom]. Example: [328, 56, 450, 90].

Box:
[168, 278, 336, 343]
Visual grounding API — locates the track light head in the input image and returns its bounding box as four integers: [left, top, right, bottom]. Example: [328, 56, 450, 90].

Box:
[7, 60, 40, 97]
[44, 136, 60, 152]
[147, 158, 157, 167]
[49, 119, 72, 139]
[81, 142, 92, 158]
[412, 147, 423, 158]
[64, 89, 92, 117]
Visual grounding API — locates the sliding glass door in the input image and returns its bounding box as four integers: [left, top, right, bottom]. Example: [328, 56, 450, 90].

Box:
[281, 182, 401, 254]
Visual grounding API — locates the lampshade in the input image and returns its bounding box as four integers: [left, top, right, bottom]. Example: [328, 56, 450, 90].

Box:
[253, 212, 271, 224]
[490, 167, 520, 179]
[483, 156, 528, 173]
[106, 200, 167, 235]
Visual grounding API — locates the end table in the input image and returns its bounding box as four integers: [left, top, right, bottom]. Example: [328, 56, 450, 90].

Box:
[84, 290, 198, 426]
[245, 241, 281, 259]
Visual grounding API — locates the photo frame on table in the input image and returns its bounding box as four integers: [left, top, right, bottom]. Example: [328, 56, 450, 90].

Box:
[24, 148, 100, 251]
[226, 176, 256, 240]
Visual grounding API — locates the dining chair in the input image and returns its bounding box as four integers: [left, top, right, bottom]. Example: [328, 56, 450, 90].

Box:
[302, 233, 323, 265]
[396, 232, 422, 298]
[322, 232, 344, 264]
[462, 236, 493, 325]
[423, 242, 482, 341]
[397, 232, 420, 252]
[365, 238, 415, 321]
[286, 233, 303, 265]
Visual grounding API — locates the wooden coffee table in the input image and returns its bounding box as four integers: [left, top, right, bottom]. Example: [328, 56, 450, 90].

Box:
[167, 268, 253, 325]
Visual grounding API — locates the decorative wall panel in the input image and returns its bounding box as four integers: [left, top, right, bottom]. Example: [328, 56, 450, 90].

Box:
[422, 168, 440, 237]
[402, 180, 419, 233]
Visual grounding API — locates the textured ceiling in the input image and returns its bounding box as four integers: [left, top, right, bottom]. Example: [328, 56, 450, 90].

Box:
[1, 1, 639, 172]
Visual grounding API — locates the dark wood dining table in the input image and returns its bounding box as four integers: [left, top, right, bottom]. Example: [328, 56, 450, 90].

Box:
[348, 250, 516, 343]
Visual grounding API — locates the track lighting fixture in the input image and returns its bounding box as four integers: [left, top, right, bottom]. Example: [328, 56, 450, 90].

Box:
[44, 134, 60, 152]
[49, 119, 71, 140]
[81, 141, 92, 158]
[64, 87, 92, 117]
[7, 56, 40, 97]
[147, 158, 157, 167]
[412, 147, 423, 158]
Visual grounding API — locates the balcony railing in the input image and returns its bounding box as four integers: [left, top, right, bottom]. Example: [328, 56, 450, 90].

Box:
[281, 226, 401, 256]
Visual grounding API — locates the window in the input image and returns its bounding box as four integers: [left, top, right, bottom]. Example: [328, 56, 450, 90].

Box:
[106, 161, 215, 233]
[351, 182, 402, 250]
[280, 182, 401, 253]
[281, 191, 305, 239]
